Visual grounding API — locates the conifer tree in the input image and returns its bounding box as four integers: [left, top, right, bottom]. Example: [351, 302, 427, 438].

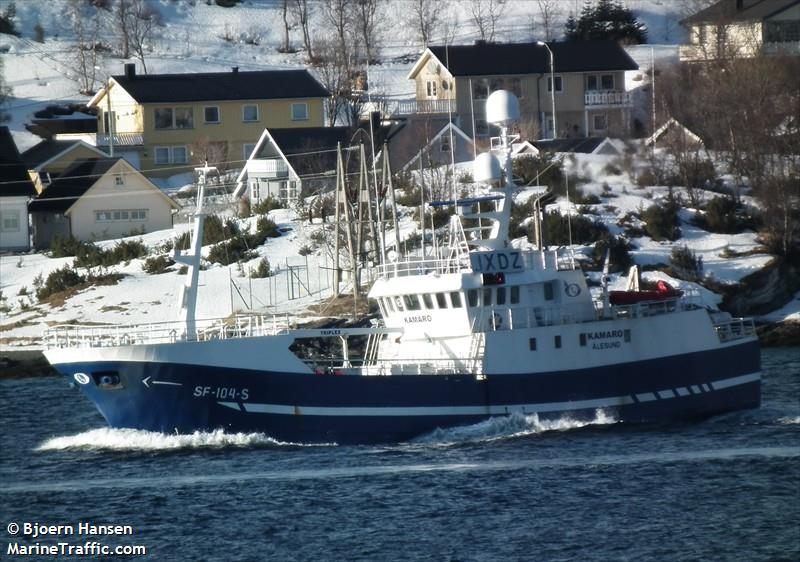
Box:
[564, 0, 647, 45]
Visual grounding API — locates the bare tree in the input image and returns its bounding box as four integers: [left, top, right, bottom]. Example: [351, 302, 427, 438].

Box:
[69, 0, 101, 95]
[353, 0, 381, 64]
[292, 0, 315, 62]
[409, 0, 444, 48]
[467, 0, 506, 42]
[278, 0, 295, 53]
[321, 0, 353, 60]
[115, 0, 132, 58]
[535, 0, 560, 41]
[315, 36, 354, 126]
[126, 0, 161, 74]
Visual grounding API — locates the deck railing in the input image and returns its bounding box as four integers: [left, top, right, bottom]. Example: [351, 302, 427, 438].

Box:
[714, 318, 756, 342]
[43, 314, 293, 349]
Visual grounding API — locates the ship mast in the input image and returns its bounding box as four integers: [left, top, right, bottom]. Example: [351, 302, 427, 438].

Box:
[173, 162, 216, 340]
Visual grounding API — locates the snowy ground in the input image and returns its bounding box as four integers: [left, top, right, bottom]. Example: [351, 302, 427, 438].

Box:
[1, 1, 795, 349]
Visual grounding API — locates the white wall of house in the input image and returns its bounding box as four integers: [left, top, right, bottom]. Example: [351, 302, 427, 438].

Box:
[0, 196, 31, 251]
[67, 161, 176, 241]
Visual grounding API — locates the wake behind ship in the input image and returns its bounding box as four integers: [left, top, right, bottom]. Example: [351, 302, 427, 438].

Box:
[43, 90, 760, 444]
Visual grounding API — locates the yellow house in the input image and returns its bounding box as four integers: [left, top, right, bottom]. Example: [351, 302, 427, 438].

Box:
[28, 158, 180, 248]
[21, 139, 108, 193]
[87, 65, 329, 177]
[405, 40, 638, 140]
[680, 0, 800, 62]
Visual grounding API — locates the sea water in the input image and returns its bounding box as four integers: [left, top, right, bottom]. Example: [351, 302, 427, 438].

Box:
[1, 348, 798, 561]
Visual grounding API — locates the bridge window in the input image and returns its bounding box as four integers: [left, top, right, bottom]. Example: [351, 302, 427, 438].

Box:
[554, 335, 562, 349]
[467, 289, 478, 308]
[496, 287, 506, 305]
[384, 298, 394, 313]
[483, 288, 492, 306]
[436, 293, 448, 309]
[403, 294, 421, 311]
[394, 296, 404, 311]
[422, 293, 434, 309]
[450, 292, 462, 308]
[510, 286, 520, 304]
[544, 282, 554, 301]
[529, 338, 537, 351]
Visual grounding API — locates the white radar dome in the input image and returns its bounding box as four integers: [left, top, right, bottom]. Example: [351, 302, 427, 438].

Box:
[486, 90, 520, 125]
[473, 152, 502, 184]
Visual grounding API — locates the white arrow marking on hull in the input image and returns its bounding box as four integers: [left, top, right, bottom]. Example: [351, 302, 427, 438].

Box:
[142, 376, 182, 388]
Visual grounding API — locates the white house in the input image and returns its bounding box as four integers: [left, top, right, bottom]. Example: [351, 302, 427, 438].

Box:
[0, 127, 37, 252]
[28, 158, 180, 248]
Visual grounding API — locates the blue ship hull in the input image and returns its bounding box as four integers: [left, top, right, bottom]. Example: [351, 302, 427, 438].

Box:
[55, 339, 761, 444]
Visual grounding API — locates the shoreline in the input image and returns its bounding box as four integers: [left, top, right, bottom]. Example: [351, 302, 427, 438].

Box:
[3, 320, 798, 380]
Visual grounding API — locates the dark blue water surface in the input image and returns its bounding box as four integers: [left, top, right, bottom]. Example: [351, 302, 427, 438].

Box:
[1, 348, 798, 562]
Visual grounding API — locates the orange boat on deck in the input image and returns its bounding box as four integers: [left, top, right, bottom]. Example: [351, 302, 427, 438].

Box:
[609, 280, 684, 305]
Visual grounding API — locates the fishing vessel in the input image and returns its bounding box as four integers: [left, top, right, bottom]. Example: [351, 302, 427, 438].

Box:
[43, 91, 760, 444]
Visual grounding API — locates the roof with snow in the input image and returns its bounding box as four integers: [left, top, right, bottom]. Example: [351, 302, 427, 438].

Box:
[0, 126, 37, 197]
[681, 0, 800, 25]
[420, 40, 638, 77]
[28, 158, 119, 213]
[109, 68, 329, 104]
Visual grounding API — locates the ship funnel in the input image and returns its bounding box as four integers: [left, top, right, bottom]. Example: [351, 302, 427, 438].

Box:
[473, 152, 502, 184]
[486, 90, 520, 126]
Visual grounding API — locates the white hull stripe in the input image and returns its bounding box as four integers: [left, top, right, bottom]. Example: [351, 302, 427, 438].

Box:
[217, 372, 760, 418]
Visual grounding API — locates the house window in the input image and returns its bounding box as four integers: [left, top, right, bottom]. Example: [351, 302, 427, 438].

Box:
[593, 114, 607, 131]
[154, 146, 170, 165]
[472, 78, 489, 100]
[154, 108, 173, 129]
[204, 106, 220, 123]
[507, 77, 522, 98]
[242, 104, 259, 122]
[601, 74, 614, 90]
[94, 209, 147, 222]
[547, 75, 563, 93]
[243, 143, 257, 160]
[155, 107, 193, 129]
[440, 134, 451, 153]
[291, 103, 309, 121]
[103, 110, 116, 134]
[114, 174, 124, 186]
[426, 80, 437, 97]
[172, 146, 188, 163]
[154, 146, 188, 165]
[587, 74, 615, 91]
[1, 210, 21, 232]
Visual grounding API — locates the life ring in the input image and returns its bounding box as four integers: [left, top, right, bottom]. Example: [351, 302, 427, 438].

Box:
[490, 312, 503, 330]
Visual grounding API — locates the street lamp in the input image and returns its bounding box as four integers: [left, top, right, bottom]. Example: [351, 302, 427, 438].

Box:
[536, 41, 556, 140]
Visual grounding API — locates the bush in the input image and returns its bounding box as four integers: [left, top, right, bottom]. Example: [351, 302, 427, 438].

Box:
[592, 235, 633, 273]
[254, 216, 280, 242]
[543, 209, 609, 246]
[513, 154, 564, 193]
[252, 196, 283, 215]
[249, 257, 271, 278]
[142, 255, 173, 274]
[298, 244, 313, 256]
[670, 245, 703, 282]
[73, 239, 148, 269]
[203, 214, 239, 245]
[395, 186, 421, 207]
[642, 203, 681, 241]
[36, 266, 84, 301]
[696, 196, 743, 234]
[50, 234, 85, 258]
[207, 238, 257, 265]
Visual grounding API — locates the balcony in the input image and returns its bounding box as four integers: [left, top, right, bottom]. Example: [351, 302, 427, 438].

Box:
[385, 99, 455, 117]
[584, 91, 631, 107]
[247, 158, 289, 177]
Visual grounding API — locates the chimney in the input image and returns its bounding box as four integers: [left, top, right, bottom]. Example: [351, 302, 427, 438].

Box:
[124, 63, 135, 80]
[232, 66, 239, 73]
